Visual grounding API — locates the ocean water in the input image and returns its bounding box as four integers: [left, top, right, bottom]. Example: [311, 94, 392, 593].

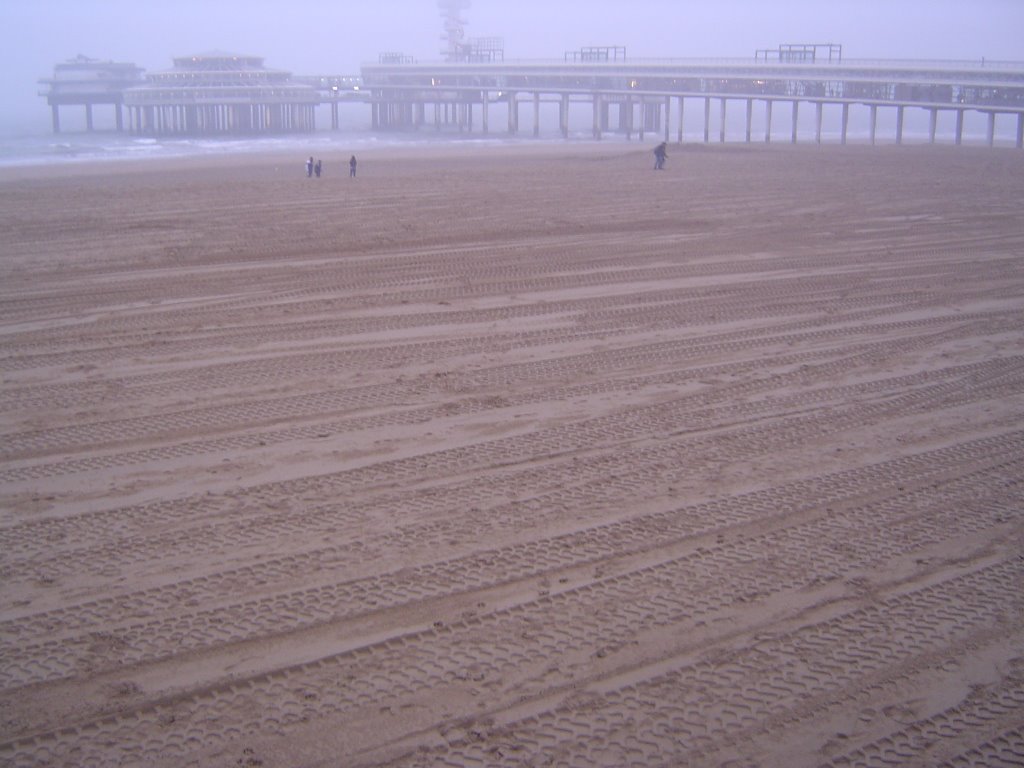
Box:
[0, 130, 500, 168]
[0, 121, 1015, 169]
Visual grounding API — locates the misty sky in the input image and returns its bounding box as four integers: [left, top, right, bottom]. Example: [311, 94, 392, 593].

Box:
[2, 0, 1023, 133]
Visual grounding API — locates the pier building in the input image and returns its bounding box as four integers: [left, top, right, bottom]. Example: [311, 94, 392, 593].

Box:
[122, 52, 321, 136]
[38, 55, 144, 133]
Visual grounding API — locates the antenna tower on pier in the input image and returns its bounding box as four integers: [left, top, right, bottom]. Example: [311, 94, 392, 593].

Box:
[438, 0, 471, 61]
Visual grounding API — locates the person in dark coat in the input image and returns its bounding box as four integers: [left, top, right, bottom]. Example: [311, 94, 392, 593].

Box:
[314, 159, 322, 178]
[349, 155, 357, 178]
[653, 142, 668, 170]
[306, 156, 314, 177]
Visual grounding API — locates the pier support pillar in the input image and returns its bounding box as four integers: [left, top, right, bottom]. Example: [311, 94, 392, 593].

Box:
[115, 104, 123, 132]
[677, 97, 684, 143]
[719, 98, 727, 143]
[664, 96, 671, 142]
[764, 100, 773, 143]
[744, 99, 752, 142]
[1017, 113, 1023, 149]
[533, 92, 541, 138]
[560, 95, 569, 138]
[703, 97, 711, 143]
[51, 105, 61, 133]
[986, 112, 996, 147]
[508, 92, 518, 135]
[85, 103, 94, 131]
[955, 109, 964, 145]
[928, 108, 937, 143]
[815, 102, 823, 144]
[482, 93, 489, 135]
[791, 100, 799, 143]
[841, 103, 849, 145]
[592, 94, 602, 139]
[869, 104, 878, 145]
[896, 105, 905, 145]
[644, 100, 659, 140]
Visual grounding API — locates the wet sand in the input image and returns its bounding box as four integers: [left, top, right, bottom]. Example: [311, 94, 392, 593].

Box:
[1, 142, 1023, 767]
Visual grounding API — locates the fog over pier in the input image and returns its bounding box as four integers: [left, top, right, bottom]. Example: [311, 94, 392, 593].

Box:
[37, 0, 1024, 148]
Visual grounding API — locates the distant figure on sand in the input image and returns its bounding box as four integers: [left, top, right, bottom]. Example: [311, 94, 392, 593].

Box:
[306, 156, 314, 178]
[349, 155, 357, 178]
[653, 142, 668, 170]
[314, 159, 322, 178]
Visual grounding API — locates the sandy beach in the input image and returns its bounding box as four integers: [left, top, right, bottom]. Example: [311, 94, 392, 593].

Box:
[1, 141, 1023, 767]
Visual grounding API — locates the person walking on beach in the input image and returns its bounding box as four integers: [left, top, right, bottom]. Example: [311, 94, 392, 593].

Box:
[349, 155, 357, 178]
[306, 156, 314, 178]
[653, 142, 668, 170]
[314, 159, 322, 178]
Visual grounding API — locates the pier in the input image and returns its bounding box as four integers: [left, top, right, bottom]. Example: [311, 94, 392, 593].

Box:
[360, 46, 1024, 147]
[40, 46, 1024, 146]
